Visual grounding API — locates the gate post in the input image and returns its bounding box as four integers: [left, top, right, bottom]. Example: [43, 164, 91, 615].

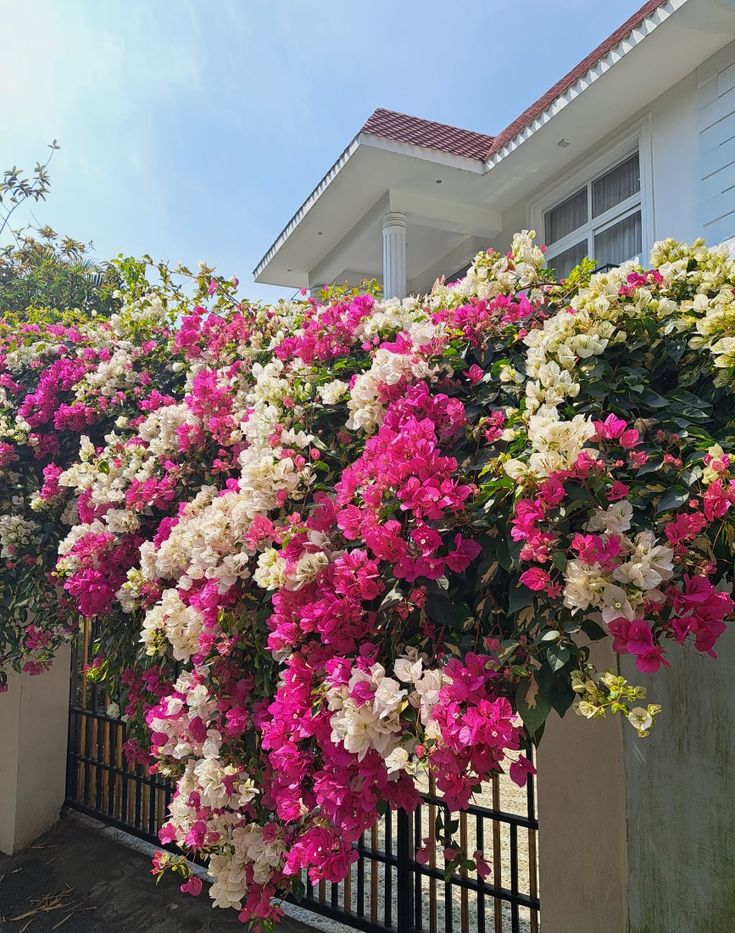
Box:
[0, 644, 71, 855]
[536, 640, 630, 933]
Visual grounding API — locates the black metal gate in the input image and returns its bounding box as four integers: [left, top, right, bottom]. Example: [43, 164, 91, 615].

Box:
[66, 625, 540, 932]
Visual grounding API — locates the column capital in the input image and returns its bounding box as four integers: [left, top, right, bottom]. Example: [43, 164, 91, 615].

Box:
[382, 210, 407, 231]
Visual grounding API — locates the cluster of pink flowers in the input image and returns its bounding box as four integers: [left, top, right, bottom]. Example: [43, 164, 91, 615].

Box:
[3, 233, 735, 924]
[513, 414, 734, 674]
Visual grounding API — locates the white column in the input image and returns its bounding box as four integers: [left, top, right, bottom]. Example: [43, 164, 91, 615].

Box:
[382, 211, 407, 299]
[0, 645, 70, 854]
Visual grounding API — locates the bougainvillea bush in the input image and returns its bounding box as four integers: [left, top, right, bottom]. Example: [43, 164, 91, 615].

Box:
[2, 233, 735, 926]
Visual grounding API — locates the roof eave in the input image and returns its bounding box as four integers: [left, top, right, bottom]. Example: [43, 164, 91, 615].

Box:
[253, 134, 486, 283]
[482, 0, 679, 168]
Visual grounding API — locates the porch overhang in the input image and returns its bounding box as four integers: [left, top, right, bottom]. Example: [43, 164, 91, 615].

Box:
[252, 135, 499, 293]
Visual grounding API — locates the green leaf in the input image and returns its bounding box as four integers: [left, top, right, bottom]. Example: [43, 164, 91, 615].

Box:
[580, 619, 606, 641]
[515, 676, 551, 738]
[546, 645, 570, 672]
[551, 550, 568, 572]
[508, 582, 534, 615]
[641, 390, 670, 408]
[655, 487, 689, 514]
[635, 458, 662, 476]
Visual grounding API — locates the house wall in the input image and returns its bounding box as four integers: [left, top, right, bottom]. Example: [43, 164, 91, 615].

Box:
[697, 39, 735, 245]
[493, 44, 735, 259]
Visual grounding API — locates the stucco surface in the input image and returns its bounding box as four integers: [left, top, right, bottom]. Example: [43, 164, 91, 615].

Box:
[622, 633, 735, 933]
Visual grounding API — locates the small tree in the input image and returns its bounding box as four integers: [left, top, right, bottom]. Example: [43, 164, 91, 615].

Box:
[0, 144, 122, 316]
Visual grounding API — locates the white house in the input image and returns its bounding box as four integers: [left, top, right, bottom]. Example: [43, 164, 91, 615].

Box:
[254, 0, 735, 299]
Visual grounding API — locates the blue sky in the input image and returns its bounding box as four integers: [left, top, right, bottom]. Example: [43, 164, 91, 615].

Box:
[3, 0, 647, 301]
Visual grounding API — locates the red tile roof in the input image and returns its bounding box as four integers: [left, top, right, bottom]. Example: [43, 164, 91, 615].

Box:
[487, 0, 668, 157]
[360, 108, 494, 161]
[361, 2, 668, 164]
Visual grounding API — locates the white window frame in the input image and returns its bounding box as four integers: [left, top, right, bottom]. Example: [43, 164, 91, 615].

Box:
[529, 116, 655, 271]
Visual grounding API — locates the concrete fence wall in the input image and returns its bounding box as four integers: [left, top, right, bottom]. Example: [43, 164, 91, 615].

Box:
[0, 644, 71, 855]
[0, 633, 732, 933]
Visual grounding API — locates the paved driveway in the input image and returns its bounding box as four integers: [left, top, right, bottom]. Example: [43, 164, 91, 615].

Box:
[0, 815, 319, 932]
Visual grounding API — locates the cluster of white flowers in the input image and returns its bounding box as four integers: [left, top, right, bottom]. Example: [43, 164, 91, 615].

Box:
[317, 378, 349, 405]
[140, 587, 204, 660]
[75, 347, 138, 399]
[505, 409, 596, 480]
[254, 537, 331, 591]
[328, 662, 408, 761]
[328, 655, 445, 774]
[346, 347, 443, 433]
[0, 512, 38, 558]
[357, 295, 426, 340]
[208, 825, 284, 911]
[564, 522, 674, 623]
[428, 230, 547, 309]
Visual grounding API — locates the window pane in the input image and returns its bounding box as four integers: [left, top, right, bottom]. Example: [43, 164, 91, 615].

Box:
[594, 211, 642, 267]
[547, 240, 588, 279]
[592, 153, 640, 218]
[544, 187, 588, 245]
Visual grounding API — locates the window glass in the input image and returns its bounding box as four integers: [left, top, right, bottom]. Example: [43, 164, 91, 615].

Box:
[593, 211, 642, 267]
[544, 187, 588, 245]
[592, 153, 640, 218]
[547, 240, 588, 279]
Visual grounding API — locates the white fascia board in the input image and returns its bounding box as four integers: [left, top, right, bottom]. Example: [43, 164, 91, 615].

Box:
[483, 0, 685, 170]
[253, 136, 361, 281]
[358, 133, 486, 174]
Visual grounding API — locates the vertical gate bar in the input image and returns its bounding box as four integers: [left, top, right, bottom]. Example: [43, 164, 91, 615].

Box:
[357, 831, 365, 917]
[510, 823, 519, 933]
[65, 632, 79, 803]
[384, 807, 393, 929]
[414, 799, 423, 931]
[343, 857, 352, 913]
[87, 714, 97, 807]
[476, 815, 485, 933]
[429, 776, 437, 933]
[95, 712, 103, 811]
[77, 621, 90, 802]
[148, 767, 157, 836]
[157, 786, 167, 838]
[529, 824, 539, 933]
[444, 865, 453, 933]
[318, 879, 326, 904]
[491, 775, 502, 933]
[102, 716, 111, 815]
[397, 808, 412, 933]
[114, 722, 123, 821]
[370, 822, 378, 923]
[459, 812, 469, 933]
[135, 763, 143, 833]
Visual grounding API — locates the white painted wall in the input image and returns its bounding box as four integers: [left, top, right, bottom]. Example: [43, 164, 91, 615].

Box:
[0, 646, 70, 854]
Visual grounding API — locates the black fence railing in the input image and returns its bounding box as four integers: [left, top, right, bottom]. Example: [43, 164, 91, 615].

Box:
[66, 623, 540, 932]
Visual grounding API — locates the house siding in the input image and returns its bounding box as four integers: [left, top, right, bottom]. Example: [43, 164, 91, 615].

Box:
[697, 39, 735, 246]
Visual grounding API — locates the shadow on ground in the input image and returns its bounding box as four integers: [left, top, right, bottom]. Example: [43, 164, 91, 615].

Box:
[0, 814, 317, 932]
